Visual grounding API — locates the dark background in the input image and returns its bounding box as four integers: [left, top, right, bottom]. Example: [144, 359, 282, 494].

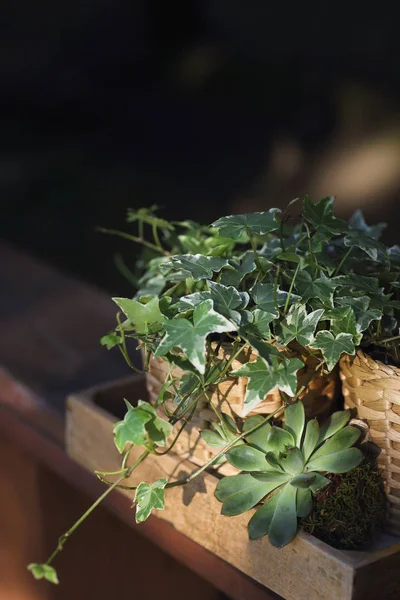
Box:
[1, 1, 400, 294]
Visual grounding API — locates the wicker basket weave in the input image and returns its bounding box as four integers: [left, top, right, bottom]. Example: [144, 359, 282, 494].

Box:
[340, 350, 400, 536]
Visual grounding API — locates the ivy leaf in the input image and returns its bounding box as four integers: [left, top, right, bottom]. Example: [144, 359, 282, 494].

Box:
[113, 401, 172, 452]
[388, 245, 400, 263]
[231, 356, 304, 415]
[137, 401, 173, 447]
[294, 270, 339, 307]
[344, 231, 386, 261]
[154, 299, 236, 374]
[325, 306, 362, 344]
[100, 332, 122, 349]
[310, 331, 355, 371]
[113, 296, 164, 334]
[160, 254, 228, 281]
[28, 563, 59, 585]
[336, 296, 382, 332]
[245, 308, 274, 338]
[251, 282, 300, 317]
[134, 478, 168, 523]
[220, 251, 257, 286]
[207, 281, 249, 325]
[336, 274, 381, 294]
[135, 275, 166, 299]
[349, 210, 387, 240]
[211, 209, 281, 239]
[303, 196, 347, 235]
[113, 403, 153, 452]
[277, 304, 324, 346]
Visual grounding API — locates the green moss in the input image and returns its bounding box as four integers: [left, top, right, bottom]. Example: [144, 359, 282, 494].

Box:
[301, 456, 386, 550]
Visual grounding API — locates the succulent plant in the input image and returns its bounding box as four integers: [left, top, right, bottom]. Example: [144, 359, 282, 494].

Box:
[215, 401, 363, 547]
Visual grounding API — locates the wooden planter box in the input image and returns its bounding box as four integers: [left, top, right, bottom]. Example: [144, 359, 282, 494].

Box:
[66, 375, 400, 600]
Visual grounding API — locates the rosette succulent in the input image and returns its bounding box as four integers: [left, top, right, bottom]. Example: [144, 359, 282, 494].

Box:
[215, 401, 363, 547]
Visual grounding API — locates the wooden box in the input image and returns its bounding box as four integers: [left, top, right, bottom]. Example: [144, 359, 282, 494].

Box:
[66, 375, 400, 600]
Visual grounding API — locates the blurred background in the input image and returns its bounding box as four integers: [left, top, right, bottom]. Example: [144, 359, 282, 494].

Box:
[1, 2, 400, 599]
[1, 1, 400, 294]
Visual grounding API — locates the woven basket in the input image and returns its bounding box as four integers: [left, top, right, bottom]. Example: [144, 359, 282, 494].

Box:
[340, 349, 400, 536]
[144, 344, 338, 472]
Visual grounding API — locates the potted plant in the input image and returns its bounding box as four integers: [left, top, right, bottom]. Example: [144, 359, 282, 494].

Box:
[28, 197, 394, 585]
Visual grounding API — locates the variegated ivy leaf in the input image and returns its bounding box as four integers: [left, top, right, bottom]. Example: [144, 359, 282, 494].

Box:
[245, 308, 274, 339]
[28, 564, 59, 585]
[113, 296, 164, 334]
[388, 245, 400, 263]
[310, 330, 355, 371]
[113, 400, 173, 452]
[251, 282, 300, 318]
[277, 303, 324, 346]
[219, 251, 257, 286]
[134, 478, 168, 523]
[135, 275, 166, 300]
[336, 273, 381, 294]
[303, 196, 347, 236]
[100, 332, 123, 349]
[231, 356, 304, 415]
[294, 270, 339, 308]
[176, 282, 249, 326]
[335, 296, 382, 332]
[325, 306, 362, 345]
[154, 299, 236, 374]
[349, 209, 387, 240]
[344, 230, 386, 261]
[159, 254, 229, 281]
[211, 209, 281, 239]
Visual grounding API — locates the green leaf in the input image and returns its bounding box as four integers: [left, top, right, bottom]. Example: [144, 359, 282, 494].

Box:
[290, 473, 316, 488]
[267, 482, 298, 547]
[344, 231, 385, 261]
[138, 401, 173, 447]
[310, 330, 355, 371]
[113, 296, 164, 334]
[100, 332, 122, 349]
[160, 254, 229, 281]
[336, 296, 382, 332]
[201, 429, 229, 449]
[211, 209, 281, 239]
[208, 281, 249, 325]
[296, 487, 313, 518]
[220, 252, 256, 286]
[267, 426, 296, 454]
[251, 282, 299, 317]
[349, 210, 387, 240]
[306, 448, 363, 473]
[284, 401, 305, 447]
[28, 563, 59, 585]
[310, 426, 361, 461]
[134, 478, 168, 523]
[302, 419, 320, 462]
[155, 299, 235, 374]
[231, 356, 304, 415]
[278, 304, 324, 346]
[247, 489, 282, 540]
[309, 473, 330, 493]
[226, 445, 270, 472]
[325, 306, 362, 344]
[245, 308, 274, 338]
[281, 447, 304, 475]
[294, 270, 339, 308]
[303, 196, 347, 235]
[113, 404, 153, 452]
[243, 415, 273, 453]
[215, 473, 284, 516]
[317, 411, 351, 443]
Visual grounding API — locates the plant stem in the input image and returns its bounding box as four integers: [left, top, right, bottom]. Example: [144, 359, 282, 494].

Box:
[166, 405, 285, 489]
[246, 229, 263, 274]
[283, 262, 300, 315]
[116, 312, 145, 374]
[334, 247, 353, 276]
[152, 224, 163, 251]
[98, 228, 169, 255]
[379, 334, 400, 344]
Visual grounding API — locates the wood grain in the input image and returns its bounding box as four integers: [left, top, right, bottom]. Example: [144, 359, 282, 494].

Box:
[66, 383, 400, 600]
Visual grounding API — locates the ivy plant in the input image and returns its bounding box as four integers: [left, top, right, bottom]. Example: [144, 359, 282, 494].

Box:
[29, 197, 399, 584]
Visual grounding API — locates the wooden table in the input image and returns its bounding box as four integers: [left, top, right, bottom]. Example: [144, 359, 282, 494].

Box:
[0, 242, 277, 600]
